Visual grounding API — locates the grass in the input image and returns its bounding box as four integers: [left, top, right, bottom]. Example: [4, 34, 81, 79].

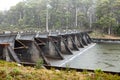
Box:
[0, 60, 120, 80]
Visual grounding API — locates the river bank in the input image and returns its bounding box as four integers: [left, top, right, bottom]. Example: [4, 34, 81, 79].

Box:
[90, 31, 120, 39]
[0, 60, 120, 80]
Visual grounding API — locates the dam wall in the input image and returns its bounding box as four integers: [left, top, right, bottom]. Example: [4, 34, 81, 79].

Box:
[0, 31, 92, 65]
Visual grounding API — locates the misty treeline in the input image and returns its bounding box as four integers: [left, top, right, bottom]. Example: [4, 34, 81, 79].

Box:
[0, 0, 120, 35]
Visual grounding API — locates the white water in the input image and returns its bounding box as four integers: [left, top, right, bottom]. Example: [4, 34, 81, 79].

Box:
[59, 43, 96, 66]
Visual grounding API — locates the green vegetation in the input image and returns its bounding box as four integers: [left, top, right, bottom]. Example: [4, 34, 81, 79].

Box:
[0, 0, 95, 31]
[90, 31, 120, 39]
[95, 0, 120, 35]
[0, 0, 120, 35]
[35, 59, 44, 69]
[0, 60, 120, 80]
[90, 31, 105, 38]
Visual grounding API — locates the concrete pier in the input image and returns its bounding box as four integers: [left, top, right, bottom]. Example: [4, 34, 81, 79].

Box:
[0, 31, 92, 66]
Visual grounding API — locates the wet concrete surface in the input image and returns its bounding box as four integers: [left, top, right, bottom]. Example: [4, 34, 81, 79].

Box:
[49, 43, 120, 72]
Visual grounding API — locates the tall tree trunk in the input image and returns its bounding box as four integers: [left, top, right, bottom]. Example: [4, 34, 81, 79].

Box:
[108, 27, 111, 35]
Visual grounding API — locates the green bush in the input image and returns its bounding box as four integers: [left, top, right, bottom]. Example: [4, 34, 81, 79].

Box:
[9, 68, 22, 76]
[35, 59, 44, 69]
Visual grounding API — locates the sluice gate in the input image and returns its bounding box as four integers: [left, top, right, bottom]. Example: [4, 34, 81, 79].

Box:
[0, 34, 20, 63]
[14, 40, 50, 65]
[61, 33, 79, 51]
[35, 36, 64, 60]
[0, 33, 17, 47]
[16, 33, 50, 65]
[16, 32, 36, 40]
[49, 35, 73, 55]
[0, 43, 20, 63]
[0, 31, 92, 66]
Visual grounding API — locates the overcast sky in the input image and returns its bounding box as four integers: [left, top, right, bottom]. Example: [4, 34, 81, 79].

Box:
[0, 0, 23, 11]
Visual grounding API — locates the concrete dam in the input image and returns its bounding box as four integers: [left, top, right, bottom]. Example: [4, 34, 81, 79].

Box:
[0, 31, 92, 66]
[1, 31, 120, 75]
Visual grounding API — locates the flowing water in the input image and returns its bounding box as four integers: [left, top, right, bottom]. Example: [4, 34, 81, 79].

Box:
[62, 43, 120, 72]
[50, 43, 120, 72]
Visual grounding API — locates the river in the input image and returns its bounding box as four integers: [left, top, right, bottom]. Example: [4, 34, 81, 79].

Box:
[49, 43, 120, 72]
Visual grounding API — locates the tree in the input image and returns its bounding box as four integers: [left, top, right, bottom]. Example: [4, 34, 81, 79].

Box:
[96, 0, 118, 34]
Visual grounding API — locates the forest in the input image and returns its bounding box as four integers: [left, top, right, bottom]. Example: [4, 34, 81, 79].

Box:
[0, 0, 120, 35]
